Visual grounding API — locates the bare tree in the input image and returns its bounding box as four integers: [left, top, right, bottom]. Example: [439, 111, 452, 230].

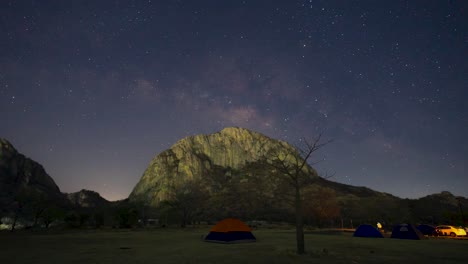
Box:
[304, 187, 340, 227]
[264, 133, 331, 254]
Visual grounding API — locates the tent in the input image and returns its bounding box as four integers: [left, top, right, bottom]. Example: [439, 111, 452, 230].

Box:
[416, 224, 436, 236]
[353, 224, 384, 238]
[391, 224, 425, 240]
[204, 218, 256, 243]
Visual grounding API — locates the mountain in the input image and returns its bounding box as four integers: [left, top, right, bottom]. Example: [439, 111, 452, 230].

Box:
[0, 139, 65, 212]
[66, 189, 111, 208]
[129, 127, 314, 205]
[409, 191, 468, 224]
[2, 130, 466, 228]
[0, 139, 112, 215]
[129, 127, 467, 226]
[0, 138, 117, 229]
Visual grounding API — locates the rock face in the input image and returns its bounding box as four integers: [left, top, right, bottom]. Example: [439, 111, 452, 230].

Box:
[129, 127, 315, 205]
[0, 139, 64, 211]
[66, 189, 110, 208]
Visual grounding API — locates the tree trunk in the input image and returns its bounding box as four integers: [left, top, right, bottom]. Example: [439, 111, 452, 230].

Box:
[181, 207, 187, 227]
[33, 209, 44, 227]
[11, 213, 18, 231]
[34, 216, 39, 227]
[295, 187, 305, 254]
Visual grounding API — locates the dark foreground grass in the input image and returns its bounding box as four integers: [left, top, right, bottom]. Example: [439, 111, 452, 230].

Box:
[1, 228, 467, 264]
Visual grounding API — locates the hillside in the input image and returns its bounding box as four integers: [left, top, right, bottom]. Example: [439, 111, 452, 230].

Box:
[0, 139, 66, 213]
[129, 127, 315, 205]
[66, 189, 111, 208]
[0, 139, 114, 230]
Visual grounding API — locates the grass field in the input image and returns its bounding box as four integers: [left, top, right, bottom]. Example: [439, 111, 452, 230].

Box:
[1, 228, 467, 264]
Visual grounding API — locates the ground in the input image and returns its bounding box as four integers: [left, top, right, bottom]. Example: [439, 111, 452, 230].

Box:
[0, 228, 467, 264]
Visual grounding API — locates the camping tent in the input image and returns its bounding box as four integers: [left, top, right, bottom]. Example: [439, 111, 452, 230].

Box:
[391, 224, 425, 240]
[353, 224, 384, 238]
[416, 224, 437, 236]
[204, 218, 256, 243]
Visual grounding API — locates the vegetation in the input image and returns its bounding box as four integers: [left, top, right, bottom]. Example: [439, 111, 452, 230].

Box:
[304, 187, 341, 228]
[1, 229, 467, 264]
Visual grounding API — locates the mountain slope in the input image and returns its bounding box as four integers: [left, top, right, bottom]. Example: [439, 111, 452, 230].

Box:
[0, 139, 65, 211]
[0, 139, 112, 214]
[129, 127, 314, 205]
[66, 189, 111, 208]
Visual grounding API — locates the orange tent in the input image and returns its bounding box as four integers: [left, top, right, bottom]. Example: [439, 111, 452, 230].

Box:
[204, 218, 256, 243]
[209, 218, 252, 232]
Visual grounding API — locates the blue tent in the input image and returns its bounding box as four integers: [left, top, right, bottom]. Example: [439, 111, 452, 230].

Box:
[391, 224, 425, 240]
[204, 231, 256, 243]
[416, 224, 436, 236]
[204, 218, 256, 243]
[353, 224, 384, 238]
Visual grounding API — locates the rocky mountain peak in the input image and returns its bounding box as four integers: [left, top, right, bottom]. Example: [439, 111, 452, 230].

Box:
[219, 126, 264, 139]
[0, 138, 17, 157]
[66, 189, 110, 208]
[1, 138, 63, 210]
[129, 127, 309, 205]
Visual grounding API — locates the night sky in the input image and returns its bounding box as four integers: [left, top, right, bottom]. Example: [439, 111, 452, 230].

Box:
[1, 1, 467, 201]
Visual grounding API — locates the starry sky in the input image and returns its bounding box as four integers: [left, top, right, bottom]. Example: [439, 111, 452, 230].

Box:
[1, 0, 467, 201]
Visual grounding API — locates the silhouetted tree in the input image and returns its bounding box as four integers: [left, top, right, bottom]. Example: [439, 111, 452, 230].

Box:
[9, 201, 22, 231]
[41, 207, 64, 228]
[27, 192, 51, 227]
[79, 213, 90, 227]
[64, 212, 80, 228]
[304, 187, 340, 227]
[116, 207, 139, 228]
[10, 189, 31, 231]
[92, 213, 105, 228]
[263, 133, 331, 254]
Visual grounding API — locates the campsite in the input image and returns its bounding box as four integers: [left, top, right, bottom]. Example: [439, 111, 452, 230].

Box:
[1, 226, 467, 264]
[2, 0, 468, 263]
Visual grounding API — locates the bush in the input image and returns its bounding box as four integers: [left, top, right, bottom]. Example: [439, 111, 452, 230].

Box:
[64, 212, 80, 228]
[116, 208, 139, 228]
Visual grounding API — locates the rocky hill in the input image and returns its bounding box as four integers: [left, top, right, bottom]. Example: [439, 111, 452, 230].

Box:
[66, 189, 111, 208]
[0, 139, 65, 212]
[0, 139, 112, 215]
[129, 127, 315, 205]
